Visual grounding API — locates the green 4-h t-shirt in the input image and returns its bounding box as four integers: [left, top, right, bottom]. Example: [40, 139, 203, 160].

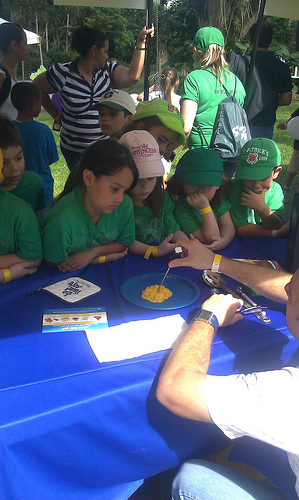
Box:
[173, 195, 231, 236]
[41, 185, 135, 263]
[133, 191, 180, 245]
[182, 68, 245, 149]
[228, 179, 284, 227]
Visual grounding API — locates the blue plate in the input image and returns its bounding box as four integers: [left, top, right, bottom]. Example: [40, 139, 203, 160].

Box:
[120, 272, 200, 310]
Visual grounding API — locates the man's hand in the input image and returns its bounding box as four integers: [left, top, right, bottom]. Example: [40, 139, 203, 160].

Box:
[240, 187, 266, 211]
[201, 293, 243, 327]
[168, 237, 215, 271]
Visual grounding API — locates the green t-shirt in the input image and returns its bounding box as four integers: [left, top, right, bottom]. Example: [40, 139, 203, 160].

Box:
[182, 69, 246, 149]
[0, 189, 43, 260]
[133, 191, 180, 245]
[173, 195, 231, 236]
[41, 185, 135, 263]
[228, 180, 285, 227]
[8, 170, 45, 211]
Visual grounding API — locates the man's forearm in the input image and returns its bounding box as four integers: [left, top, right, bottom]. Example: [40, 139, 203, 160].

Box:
[219, 257, 289, 303]
[156, 320, 214, 422]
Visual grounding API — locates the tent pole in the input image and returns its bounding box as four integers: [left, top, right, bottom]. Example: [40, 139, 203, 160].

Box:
[144, 0, 153, 101]
[244, 0, 267, 107]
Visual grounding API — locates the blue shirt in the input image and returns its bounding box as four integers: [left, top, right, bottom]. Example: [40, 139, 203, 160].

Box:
[14, 120, 59, 205]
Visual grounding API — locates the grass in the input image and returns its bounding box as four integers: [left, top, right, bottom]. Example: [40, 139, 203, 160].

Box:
[37, 97, 299, 217]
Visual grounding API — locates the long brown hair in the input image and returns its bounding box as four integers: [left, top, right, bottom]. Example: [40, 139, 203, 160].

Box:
[160, 67, 178, 104]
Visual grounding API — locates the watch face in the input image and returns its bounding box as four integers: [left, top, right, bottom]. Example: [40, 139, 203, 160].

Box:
[199, 310, 212, 321]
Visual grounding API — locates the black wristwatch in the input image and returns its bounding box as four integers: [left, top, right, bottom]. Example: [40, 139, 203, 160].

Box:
[192, 309, 219, 333]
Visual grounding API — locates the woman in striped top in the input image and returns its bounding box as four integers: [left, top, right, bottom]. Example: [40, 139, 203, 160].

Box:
[34, 24, 153, 171]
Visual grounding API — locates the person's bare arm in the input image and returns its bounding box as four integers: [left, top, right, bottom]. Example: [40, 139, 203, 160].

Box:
[168, 238, 291, 303]
[277, 91, 292, 107]
[34, 72, 59, 119]
[0, 254, 41, 269]
[180, 99, 197, 139]
[156, 293, 243, 421]
[113, 25, 154, 89]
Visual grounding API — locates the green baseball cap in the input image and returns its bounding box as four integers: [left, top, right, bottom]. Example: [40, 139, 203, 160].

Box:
[190, 26, 224, 52]
[236, 138, 281, 180]
[175, 148, 223, 187]
[132, 98, 185, 146]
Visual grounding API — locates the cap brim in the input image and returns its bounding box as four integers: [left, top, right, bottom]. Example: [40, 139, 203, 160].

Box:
[158, 115, 185, 146]
[235, 166, 274, 180]
[179, 171, 222, 187]
[136, 161, 165, 179]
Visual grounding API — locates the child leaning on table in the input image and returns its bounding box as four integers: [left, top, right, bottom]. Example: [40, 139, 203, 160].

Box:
[0, 148, 43, 284]
[93, 89, 136, 140]
[0, 114, 45, 216]
[41, 139, 138, 272]
[167, 148, 235, 251]
[11, 82, 59, 209]
[119, 130, 188, 257]
[228, 137, 289, 238]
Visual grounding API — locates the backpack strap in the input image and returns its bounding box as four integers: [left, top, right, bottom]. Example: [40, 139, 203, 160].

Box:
[194, 117, 210, 148]
[0, 64, 12, 108]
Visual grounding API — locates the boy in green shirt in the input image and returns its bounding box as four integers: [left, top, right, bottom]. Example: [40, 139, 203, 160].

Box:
[0, 114, 45, 215]
[229, 137, 289, 237]
[0, 148, 43, 284]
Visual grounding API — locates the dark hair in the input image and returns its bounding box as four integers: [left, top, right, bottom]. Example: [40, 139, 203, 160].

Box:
[129, 176, 164, 218]
[11, 82, 41, 111]
[248, 22, 273, 49]
[0, 113, 22, 149]
[57, 139, 138, 201]
[167, 173, 232, 209]
[160, 67, 178, 104]
[0, 23, 25, 54]
[124, 115, 164, 134]
[71, 26, 108, 57]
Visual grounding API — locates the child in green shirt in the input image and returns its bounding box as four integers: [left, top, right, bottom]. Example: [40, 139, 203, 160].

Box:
[41, 139, 138, 272]
[167, 148, 235, 250]
[0, 114, 45, 215]
[0, 147, 43, 284]
[228, 138, 289, 238]
[119, 130, 188, 257]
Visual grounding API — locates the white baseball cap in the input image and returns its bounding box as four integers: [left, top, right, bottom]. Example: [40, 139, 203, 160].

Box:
[94, 89, 136, 115]
[119, 130, 165, 178]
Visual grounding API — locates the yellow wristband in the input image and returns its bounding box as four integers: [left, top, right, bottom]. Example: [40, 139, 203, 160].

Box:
[271, 230, 277, 238]
[2, 268, 11, 283]
[144, 246, 158, 259]
[98, 255, 106, 264]
[53, 112, 61, 121]
[211, 254, 222, 273]
[200, 206, 212, 215]
[152, 246, 158, 257]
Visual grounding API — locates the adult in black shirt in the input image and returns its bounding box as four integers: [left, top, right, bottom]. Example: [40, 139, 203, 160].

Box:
[230, 22, 292, 139]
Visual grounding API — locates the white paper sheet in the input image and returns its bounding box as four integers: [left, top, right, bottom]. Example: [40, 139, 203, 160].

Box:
[85, 314, 188, 363]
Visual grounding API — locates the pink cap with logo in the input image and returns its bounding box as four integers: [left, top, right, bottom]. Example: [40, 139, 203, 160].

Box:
[119, 130, 165, 178]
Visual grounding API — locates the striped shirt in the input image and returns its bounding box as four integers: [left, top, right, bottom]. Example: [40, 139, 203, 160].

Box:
[46, 58, 117, 154]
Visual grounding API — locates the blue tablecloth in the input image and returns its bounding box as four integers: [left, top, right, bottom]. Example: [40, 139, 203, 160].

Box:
[0, 236, 298, 500]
